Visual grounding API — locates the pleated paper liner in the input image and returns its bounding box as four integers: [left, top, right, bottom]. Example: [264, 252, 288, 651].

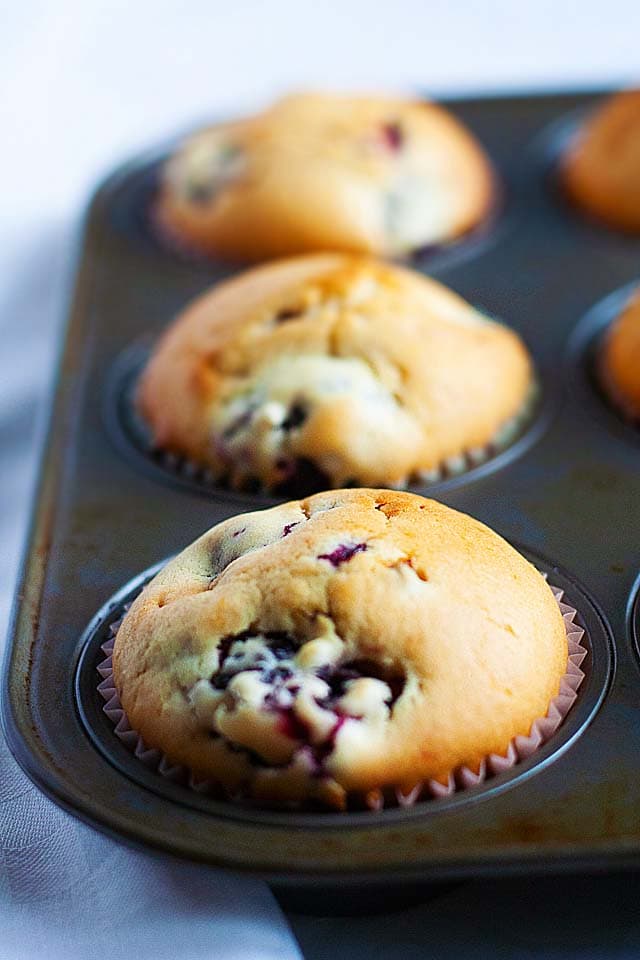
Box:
[149, 183, 503, 271]
[126, 378, 541, 499]
[96, 580, 586, 812]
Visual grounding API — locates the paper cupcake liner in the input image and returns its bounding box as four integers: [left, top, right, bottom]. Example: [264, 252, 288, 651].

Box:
[96, 579, 586, 811]
[409, 379, 540, 485]
[133, 380, 540, 498]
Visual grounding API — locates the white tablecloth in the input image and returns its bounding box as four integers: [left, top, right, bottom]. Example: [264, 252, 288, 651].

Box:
[1, 2, 638, 957]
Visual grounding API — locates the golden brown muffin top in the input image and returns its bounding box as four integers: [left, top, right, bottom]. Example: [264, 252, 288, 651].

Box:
[113, 489, 567, 809]
[138, 254, 533, 490]
[157, 92, 494, 260]
[563, 90, 640, 232]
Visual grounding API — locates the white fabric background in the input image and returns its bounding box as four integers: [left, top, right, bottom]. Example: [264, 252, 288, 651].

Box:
[1, 2, 639, 958]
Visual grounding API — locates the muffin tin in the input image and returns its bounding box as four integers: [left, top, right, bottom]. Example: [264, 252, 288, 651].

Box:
[3, 91, 640, 890]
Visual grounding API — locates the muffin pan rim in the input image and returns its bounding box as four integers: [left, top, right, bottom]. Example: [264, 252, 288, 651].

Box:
[565, 280, 640, 447]
[629, 571, 640, 665]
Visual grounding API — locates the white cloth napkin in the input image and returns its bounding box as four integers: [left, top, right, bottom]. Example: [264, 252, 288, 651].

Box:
[0, 741, 300, 960]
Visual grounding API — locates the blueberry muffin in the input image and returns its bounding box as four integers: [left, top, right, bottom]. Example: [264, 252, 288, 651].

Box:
[112, 489, 568, 810]
[599, 288, 640, 420]
[137, 254, 534, 492]
[155, 92, 494, 261]
[562, 90, 640, 233]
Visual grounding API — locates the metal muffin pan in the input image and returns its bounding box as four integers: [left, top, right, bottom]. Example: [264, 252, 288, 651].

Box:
[4, 91, 640, 887]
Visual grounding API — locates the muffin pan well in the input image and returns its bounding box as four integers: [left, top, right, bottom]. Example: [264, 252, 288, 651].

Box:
[110, 146, 505, 275]
[4, 91, 640, 891]
[567, 281, 640, 444]
[74, 554, 606, 826]
[104, 340, 549, 503]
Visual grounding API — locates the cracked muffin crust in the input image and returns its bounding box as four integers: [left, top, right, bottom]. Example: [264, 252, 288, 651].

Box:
[155, 92, 495, 261]
[562, 90, 640, 233]
[137, 254, 534, 492]
[112, 489, 568, 809]
[599, 288, 640, 420]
